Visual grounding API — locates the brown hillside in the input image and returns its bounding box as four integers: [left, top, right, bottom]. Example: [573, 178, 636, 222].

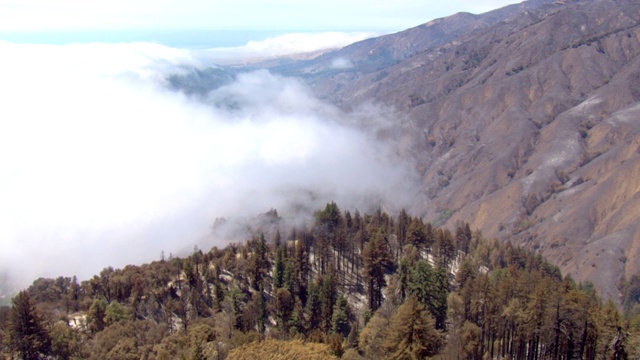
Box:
[266, 0, 640, 302]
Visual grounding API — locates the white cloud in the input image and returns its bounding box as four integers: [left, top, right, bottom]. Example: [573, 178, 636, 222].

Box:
[331, 57, 354, 69]
[0, 41, 420, 292]
[199, 32, 375, 64]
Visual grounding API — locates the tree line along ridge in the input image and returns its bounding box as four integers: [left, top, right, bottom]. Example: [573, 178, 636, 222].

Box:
[1, 202, 639, 359]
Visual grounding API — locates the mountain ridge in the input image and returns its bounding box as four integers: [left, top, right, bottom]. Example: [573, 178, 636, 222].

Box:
[256, 0, 640, 303]
[166, 0, 640, 304]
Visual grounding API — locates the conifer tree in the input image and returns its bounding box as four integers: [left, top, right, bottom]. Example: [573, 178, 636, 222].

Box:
[275, 288, 293, 332]
[320, 269, 338, 331]
[383, 296, 443, 359]
[363, 229, 389, 311]
[331, 294, 351, 338]
[294, 238, 309, 306]
[406, 217, 426, 250]
[6, 291, 51, 360]
[432, 265, 449, 330]
[229, 286, 244, 331]
[67, 275, 81, 313]
[273, 245, 285, 290]
[435, 229, 456, 268]
[395, 209, 410, 260]
[274, 229, 282, 248]
[283, 260, 296, 297]
[455, 222, 472, 255]
[257, 282, 267, 334]
[408, 260, 433, 306]
[211, 266, 225, 312]
[306, 280, 322, 332]
[87, 298, 108, 333]
[289, 299, 306, 335]
[249, 233, 270, 290]
[397, 256, 412, 302]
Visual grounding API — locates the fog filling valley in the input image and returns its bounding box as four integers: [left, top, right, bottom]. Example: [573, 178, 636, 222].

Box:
[0, 38, 421, 294]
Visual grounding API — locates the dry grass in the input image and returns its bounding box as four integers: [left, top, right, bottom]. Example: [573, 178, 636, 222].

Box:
[226, 338, 337, 360]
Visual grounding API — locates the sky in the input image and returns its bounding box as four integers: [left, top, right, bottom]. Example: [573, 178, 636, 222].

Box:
[0, 0, 522, 46]
[0, 0, 523, 294]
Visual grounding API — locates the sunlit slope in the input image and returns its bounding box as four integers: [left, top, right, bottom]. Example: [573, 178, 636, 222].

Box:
[262, 0, 640, 301]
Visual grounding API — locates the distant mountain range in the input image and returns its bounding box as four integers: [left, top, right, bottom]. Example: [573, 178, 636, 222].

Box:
[171, 0, 640, 303]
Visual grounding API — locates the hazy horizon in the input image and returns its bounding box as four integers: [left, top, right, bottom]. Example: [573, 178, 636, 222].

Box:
[0, 1, 521, 46]
[0, 29, 387, 49]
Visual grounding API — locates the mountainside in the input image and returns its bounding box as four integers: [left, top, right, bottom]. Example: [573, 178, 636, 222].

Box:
[260, 0, 640, 302]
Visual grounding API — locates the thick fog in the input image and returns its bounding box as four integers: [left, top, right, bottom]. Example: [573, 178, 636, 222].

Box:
[0, 37, 420, 293]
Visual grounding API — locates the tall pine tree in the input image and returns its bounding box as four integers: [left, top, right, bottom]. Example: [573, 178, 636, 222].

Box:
[383, 296, 444, 359]
[6, 291, 51, 360]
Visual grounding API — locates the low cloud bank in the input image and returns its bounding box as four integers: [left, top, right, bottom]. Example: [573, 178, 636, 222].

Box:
[198, 32, 375, 64]
[0, 39, 419, 292]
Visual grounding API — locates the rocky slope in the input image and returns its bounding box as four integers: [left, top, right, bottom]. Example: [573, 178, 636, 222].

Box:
[261, 0, 640, 302]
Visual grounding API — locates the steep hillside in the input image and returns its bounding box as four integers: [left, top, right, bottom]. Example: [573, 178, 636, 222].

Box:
[262, 0, 640, 302]
[264, 0, 560, 85]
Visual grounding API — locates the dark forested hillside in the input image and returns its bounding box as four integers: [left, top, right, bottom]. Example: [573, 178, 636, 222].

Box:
[1, 203, 639, 359]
